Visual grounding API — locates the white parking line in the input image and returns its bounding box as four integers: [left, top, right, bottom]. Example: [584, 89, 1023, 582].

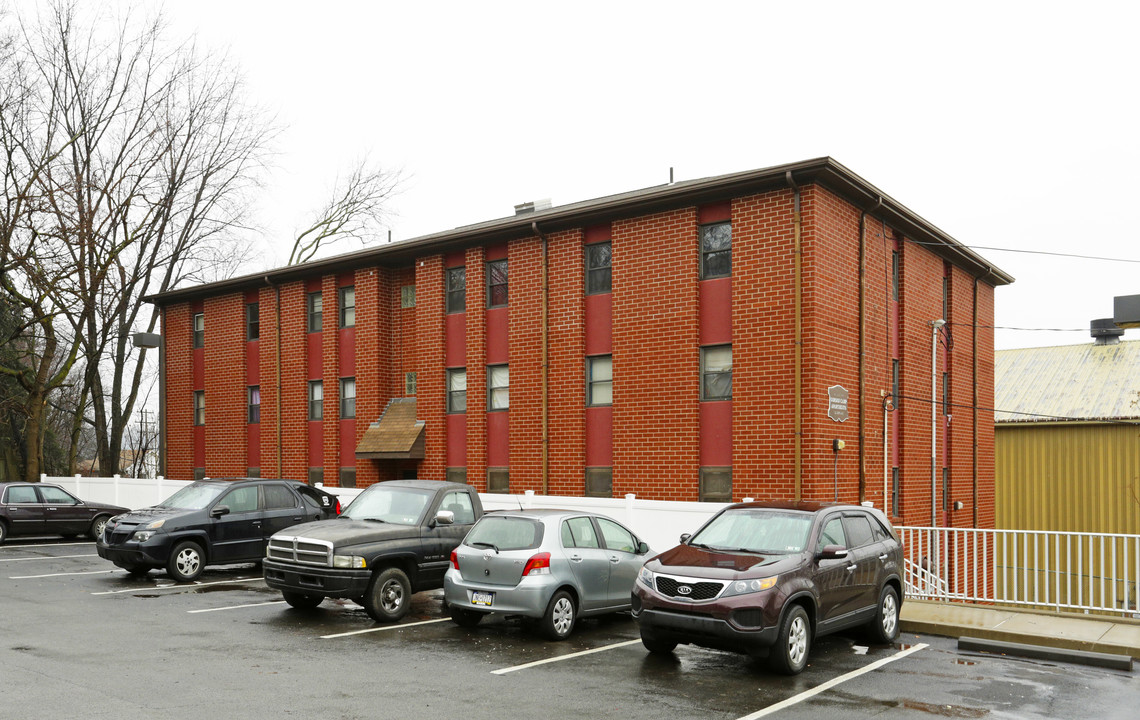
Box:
[10, 569, 117, 579]
[188, 600, 288, 614]
[491, 639, 642, 675]
[91, 577, 263, 595]
[736, 643, 930, 719]
[321, 618, 450, 639]
[0, 554, 98, 563]
[0, 541, 93, 550]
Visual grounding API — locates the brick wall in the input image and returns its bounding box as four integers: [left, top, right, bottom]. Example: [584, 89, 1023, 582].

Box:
[203, 293, 247, 476]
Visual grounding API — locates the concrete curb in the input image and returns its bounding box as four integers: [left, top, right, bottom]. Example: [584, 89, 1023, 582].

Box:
[958, 636, 1134, 671]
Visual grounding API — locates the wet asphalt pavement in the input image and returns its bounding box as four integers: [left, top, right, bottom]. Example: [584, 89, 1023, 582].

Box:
[2, 538, 1137, 719]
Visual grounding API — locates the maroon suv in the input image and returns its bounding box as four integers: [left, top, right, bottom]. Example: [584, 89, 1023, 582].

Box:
[631, 501, 903, 674]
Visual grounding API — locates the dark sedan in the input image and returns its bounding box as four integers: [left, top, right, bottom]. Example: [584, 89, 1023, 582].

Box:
[0, 482, 130, 544]
[632, 501, 903, 674]
[97, 478, 340, 581]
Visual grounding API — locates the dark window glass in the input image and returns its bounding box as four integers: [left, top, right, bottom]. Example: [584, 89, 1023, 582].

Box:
[192, 313, 204, 348]
[308, 292, 323, 333]
[308, 467, 323, 485]
[447, 267, 466, 313]
[892, 359, 900, 410]
[699, 467, 732, 502]
[193, 467, 206, 481]
[193, 391, 205, 426]
[440, 491, 476, 524]
[891, 251, 900, 301]
[943, 372, 951, 416]
[700, 222, 732, 279]
[585, 468, 612, 497]
[263, 484, 296, 510]
[843, 514, 875, 548]
[248, 386, 260, 424]
[587, 356, 612, 406]
[221, 486, 259, 513]
[562, 516, 600, 548]
[891, 467, 900, 517]
[817, 517, 847, 550]
[340, 377, 356, 419]
[701, 345, 732, 401]
[246, 303, 259, 341]
[309, 381, 323, 420]
[487, 468, 509, 494]
[585, 242, 611, 294]
[447, 369, 466, 413]
[339, 286, 355, 328]
[446, 468, 467, 485]
[487, 259, 508, 308]
[247, 467, 261, 478]
[340, 467, 356, 488]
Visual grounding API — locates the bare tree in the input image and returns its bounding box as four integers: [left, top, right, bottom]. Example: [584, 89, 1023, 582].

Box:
[288, 157, 401, 265]
[1, 1, 274, 480]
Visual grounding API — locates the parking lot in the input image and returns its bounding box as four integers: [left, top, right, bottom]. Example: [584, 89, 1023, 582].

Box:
[3, 538, 1137, 720]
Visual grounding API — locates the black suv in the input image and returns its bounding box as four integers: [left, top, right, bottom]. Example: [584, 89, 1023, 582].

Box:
[633, 501, 903, 674]
[96, 478, 340, 581]
[0, 482, 129, 544]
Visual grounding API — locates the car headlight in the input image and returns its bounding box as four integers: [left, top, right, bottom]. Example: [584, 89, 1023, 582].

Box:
[332, 555, 367, 569]
[144, 519, 165, 530]
[131, 530, 155, 542]
[722, 576, 778, 597]
[638, 566, 655, 587]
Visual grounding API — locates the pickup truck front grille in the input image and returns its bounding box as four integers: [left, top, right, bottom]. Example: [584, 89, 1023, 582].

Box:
[267, 535, 333, 566]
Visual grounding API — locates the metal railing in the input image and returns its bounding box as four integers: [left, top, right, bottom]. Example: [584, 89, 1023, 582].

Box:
[898, 525, 1140, 617]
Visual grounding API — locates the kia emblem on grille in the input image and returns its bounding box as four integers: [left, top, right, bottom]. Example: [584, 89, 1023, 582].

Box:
[678, 585, 693, 595]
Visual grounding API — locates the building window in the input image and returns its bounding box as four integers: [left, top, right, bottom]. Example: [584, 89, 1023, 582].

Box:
[192, 313, 204, 348]
[447, 368, 467, 413]
[700, 222, 731, 279]
[308, 380, 323, 420]
[401, 285, 416, 308]
[487, 468, 509, 494]
[307, 292, 323, 333]
[585, 242, 611, 294]
[587, 355, 612, 406]
[892, 359, 901, 410]
[943, 372, 950, 416]
[340, 467, 356, 488]
[446, 468, 467, 485]
[487, 365, 509, 411]
[699, 467, 732, 502]
[340, 377, 356, 419]
[942, 275, 950, 320]
[247, 386, 260, 424]
[308, 467, 323, 486]
[891, 467, 900, 517]
[891, 251, 900, 301]
[339, 286, 355, 328]
[247, 467, 260, 478]
[193, 467, 205, 481]
[942, 468, 951, 513]
[246, 303, 259, 341]
[700, 345, 732, 401]
[585, 468, 612, 498]
[486, 259, 508, 308]
[446, 267, 466, 313]
[193, 391, 205, 426]
[405, 372, 417, 396]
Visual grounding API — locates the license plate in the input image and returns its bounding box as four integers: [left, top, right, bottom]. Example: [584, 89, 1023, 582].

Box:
[472, 591, 494, 606]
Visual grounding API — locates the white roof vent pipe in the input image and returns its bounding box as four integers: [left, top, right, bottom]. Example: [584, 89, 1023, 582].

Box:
[514, 198, 552, 215]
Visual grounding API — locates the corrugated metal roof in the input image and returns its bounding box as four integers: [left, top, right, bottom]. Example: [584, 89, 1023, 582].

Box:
[994, 340, 1140, 423]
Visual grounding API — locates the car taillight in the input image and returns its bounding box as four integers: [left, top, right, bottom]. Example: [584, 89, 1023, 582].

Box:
[450, 549, 460, 570]
[522, 552, 551, 576]
[335, 498, 342, 515]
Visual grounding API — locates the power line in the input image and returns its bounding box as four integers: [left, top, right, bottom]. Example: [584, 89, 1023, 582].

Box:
[891, 393, 1140, 427]
[907, 240, 1140, 264]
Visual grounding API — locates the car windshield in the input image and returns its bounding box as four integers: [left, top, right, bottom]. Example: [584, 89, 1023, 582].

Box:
[464, 516, 544, 551]
[342, 486, 431, 525]
[158, 482, 228, 510]
[690, 509, 813, 554]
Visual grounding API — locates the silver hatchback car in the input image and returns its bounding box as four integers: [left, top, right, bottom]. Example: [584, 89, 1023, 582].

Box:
[443, 509, 651, 640]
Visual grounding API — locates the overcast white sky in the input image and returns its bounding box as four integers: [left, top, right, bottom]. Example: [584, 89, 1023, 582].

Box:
[154, 0, 1139, 351]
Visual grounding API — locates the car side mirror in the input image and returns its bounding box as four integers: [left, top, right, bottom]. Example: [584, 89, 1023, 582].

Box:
[210, 505, 231, 518]
[817, 544, 848, 560]
[637, 541, 650, 555]
[434, 510, 455, 526]
[680, 533, 692, 544]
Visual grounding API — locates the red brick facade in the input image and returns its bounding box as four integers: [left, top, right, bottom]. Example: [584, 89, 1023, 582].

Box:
[154, 160, 1007, 527]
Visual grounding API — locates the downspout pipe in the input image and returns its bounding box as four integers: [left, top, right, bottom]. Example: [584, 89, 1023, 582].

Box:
[786, 171, 803, 502]
[858, 197, 883, 503]
[265, 275, 283, 479]
[531, 221, 550, 495]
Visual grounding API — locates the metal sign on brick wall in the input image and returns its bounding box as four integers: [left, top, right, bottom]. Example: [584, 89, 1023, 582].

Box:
[827, 385, 849, 422]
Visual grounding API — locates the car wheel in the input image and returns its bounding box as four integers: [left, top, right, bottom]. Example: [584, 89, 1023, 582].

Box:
[867, 585, 900, 644]
[769, 604, 811, 675]
[640, 628, 677, 654]
[167, 540, 205, 582]
[449, 606, 484, 628]
[539, 590, 576, 641]
[283, 592, 324, 610]
[88, 515, 111, 540]
[0, 520, 8, 544]
[363, 567, 411, 622]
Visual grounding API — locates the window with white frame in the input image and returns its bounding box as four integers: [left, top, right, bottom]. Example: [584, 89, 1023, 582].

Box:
[700, 345, 732, 400]
[487, 365, 509, 411]
[446, 267, 466, 313]
[340, 377, 356, 418]
[699, 222, 731, 279]
[447, 368, 467, 413]
[587, 355, 612, 406]
[308, 380, 323, 420]
[585, 242, 611, 294]
[339, 286, 355, 328]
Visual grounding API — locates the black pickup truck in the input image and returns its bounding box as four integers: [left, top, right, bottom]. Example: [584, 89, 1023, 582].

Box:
[263, 479, 483, 622]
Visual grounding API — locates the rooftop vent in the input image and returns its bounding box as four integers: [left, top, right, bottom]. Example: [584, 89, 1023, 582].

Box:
[1091, 318, 1124, 345]
[514, 198, 552, 215]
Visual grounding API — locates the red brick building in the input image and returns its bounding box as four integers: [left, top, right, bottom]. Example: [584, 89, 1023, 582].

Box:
[149, 158, 1012, 527]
